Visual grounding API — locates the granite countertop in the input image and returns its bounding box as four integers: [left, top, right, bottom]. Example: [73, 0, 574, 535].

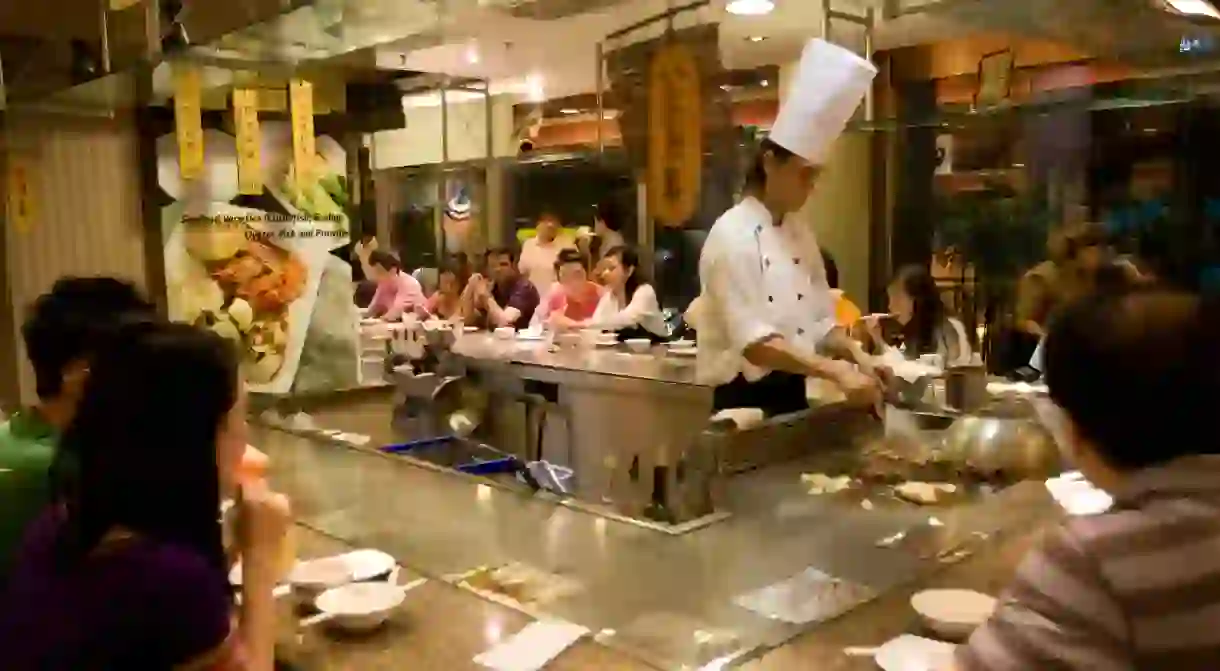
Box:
[451, 332, 704, 386]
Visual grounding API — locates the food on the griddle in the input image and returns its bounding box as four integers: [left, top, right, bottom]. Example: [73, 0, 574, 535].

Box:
[894, 481, 957, 505]
[801, 473, 855, 495]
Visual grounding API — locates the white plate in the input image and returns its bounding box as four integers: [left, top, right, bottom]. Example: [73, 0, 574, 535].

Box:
[668, 347, 697, 357]
[516, 333, 545, 342]
[229, 548, 395, 586]
[874, 635, 956, 671]
[667, 340, 695, 349]
[595, 339, 618, 347]
[910, 589, 996, 640]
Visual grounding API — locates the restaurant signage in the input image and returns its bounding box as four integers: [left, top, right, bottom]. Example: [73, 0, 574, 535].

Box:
[173, 63, 204, 180]
[232, 88, 263, 195]
[647, 42, 702, 227]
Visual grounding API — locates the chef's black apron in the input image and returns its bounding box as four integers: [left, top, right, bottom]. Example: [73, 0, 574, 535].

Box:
[712, 371, 808, 418]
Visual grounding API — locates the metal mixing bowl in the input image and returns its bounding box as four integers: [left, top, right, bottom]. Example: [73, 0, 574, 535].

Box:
[939, 414, 1062, 481]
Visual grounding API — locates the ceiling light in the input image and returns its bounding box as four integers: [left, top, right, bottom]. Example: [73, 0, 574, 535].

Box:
[748, 35, 767, 42]
[720, 84, 732, 91]
[727, 0, 775, 16]
[465, 44, 480, 64]
[760, 79, 770, 87]
[526, 74, 546, 102]
[1164, 0, 1220, 18]
[561, 108, 580, 115]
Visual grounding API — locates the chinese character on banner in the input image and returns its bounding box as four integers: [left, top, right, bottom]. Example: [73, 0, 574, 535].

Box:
[233, 88, 264, 195]
[289, 79, 316, 190]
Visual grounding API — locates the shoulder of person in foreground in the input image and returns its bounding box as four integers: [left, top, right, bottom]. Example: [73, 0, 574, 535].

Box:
[137, 542, 242, 669]
[952, 520, 1129, 671]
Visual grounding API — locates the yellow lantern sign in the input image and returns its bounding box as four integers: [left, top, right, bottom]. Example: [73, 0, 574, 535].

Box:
[289, 79, 317, 190]
[647, 43, 702, 227]
[6, 155, 36, 234]
[173, 64, 204, 181]
[232, 88, 263, 195]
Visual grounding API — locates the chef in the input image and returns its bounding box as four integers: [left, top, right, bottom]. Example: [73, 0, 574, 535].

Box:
[697, 39, 883, 417]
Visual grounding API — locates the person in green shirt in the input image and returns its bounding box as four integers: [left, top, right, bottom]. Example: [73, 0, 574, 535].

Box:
[0, 277, 154, 577]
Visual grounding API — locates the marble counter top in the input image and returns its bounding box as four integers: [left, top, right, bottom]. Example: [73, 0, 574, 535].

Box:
[450, 332, 704, 386]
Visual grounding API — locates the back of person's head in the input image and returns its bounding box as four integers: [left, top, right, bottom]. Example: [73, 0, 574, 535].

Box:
[368, 250, 400, 272]
[57, 321, 239, 572]
[820, 248, 841, 290]
[23, 277, 155, 400]
[1045, 289, 1219, 470]
[595, 199, 624, 233]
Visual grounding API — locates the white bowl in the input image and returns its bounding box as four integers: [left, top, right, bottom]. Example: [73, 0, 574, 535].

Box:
[464, 326, 480, 333]
[315, 582, 406, 633]
[343, 548, 397, 582]
[494, 327, 515, 340]
[910, 589, 996, 641]
[289, 556, 354, 604]
[625, 338, 651, 353]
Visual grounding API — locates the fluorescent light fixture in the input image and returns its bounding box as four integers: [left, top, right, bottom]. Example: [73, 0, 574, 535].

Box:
[560, 108, 580, 115]
[1164, 0, 1220, 18]
[727, 0, 775, 16]
[748, 35, 767, 42]
[526, 73, 546, 102]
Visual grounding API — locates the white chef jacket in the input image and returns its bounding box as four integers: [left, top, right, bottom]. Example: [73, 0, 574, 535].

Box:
[696, 196, 837, 386]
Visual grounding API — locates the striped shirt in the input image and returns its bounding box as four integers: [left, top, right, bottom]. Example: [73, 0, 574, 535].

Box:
[957, 455, 1220, 670]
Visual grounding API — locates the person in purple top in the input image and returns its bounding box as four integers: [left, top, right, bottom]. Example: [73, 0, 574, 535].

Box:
[462, 246, 540, 330]
[0, 321, 291, 670]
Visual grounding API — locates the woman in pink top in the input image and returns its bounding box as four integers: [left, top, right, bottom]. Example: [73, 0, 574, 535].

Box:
[543, 248, 601, 328]
[421, 263, 465, 320]
[366, 251, 426, 321]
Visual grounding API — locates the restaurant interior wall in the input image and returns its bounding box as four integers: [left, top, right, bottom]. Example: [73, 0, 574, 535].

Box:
[0, 112, 148, 407]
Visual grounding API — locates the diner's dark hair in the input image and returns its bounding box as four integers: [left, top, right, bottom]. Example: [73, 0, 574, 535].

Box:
[892, 264, 946, 357]
[22, 277, 155, 400]
[553, 247, 586, 273]
[1044, 290, 1220, 470]
[484, 246, 518, 264]
[437, 259, 468, 292]
[603, 245, 646, 301]
[595, 199, 624, 233]
[744, 137, 798, 191]
[821, 248, 841, 290]
[368, 250, 401, 271]
[54, 321, 237, 575]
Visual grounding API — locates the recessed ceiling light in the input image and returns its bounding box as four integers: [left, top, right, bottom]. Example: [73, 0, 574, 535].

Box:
[748, 35, 767, 42]
[561, 108, 580, 115]
[727, 0, 775, 16]
[720, 84, 733, 91]
[760, 79, 770, 87]
[1164, 0, 1220, 19]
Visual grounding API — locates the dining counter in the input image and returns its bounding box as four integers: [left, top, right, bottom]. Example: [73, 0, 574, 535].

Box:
[258, 418, 1060, 670]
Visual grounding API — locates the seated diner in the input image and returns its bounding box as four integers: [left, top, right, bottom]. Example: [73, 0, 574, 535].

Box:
[366, 250, 426, 322]
[0, 321, 292, 670]
[462, 246, 540, 331]
[420, 261, 466, 321]
[864, 264, 971, 365]
[952, 289, 1220, 671]
[540, 248, 602, 329]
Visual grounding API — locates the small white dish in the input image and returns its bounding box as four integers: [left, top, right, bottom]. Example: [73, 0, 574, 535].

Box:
[360, 318, 381, 326]
[344, 548, 398, 582]
[493, 327, 515, 340]
[464, 326, 480, 333]
[624, 338, 651, 353]
[910, 589, 996, 641]
[595, 338, 618, 347]
[314, 581, 407, 633]
[517, 332, 546, 342]
[289, 556, 354, 604]
[873, 634, 956, 671]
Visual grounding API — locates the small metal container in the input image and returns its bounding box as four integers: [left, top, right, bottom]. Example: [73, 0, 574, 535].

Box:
[944, 365, 987, 412]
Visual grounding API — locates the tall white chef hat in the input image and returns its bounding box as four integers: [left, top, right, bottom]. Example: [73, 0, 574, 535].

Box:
[769, 39, 878, 165]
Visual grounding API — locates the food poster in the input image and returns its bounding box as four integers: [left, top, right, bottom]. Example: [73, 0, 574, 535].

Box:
[156, 120, 360, 395]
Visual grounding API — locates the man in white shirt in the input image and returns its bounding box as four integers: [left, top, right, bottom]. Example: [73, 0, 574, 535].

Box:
[698, 39, 883, 417]
[518, 211, 575, 293]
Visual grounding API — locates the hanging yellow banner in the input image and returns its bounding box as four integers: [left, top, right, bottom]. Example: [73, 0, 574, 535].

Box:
[232, 88, 263, 195]
[6, 155, 36, 235]
[173, 64, 204, 181]
[647, 43, 702, 228]
[289, 79, 316, 190]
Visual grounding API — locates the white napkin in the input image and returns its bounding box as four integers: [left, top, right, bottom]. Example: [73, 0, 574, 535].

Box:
[474, 621, 588, 671]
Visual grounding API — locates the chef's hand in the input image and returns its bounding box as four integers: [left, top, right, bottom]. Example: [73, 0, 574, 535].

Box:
[830, 363, 884, 411]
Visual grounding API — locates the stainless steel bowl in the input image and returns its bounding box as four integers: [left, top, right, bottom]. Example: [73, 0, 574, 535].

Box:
[939, 415, 1061, 481]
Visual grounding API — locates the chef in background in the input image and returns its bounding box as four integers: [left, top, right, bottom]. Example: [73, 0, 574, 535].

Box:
[697, 39, 883, 417]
